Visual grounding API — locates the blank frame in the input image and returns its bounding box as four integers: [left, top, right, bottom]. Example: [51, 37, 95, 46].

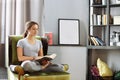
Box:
[58, 19, 80, 45]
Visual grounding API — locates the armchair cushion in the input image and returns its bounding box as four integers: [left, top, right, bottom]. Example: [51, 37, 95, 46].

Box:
[9, 36, 23, 65]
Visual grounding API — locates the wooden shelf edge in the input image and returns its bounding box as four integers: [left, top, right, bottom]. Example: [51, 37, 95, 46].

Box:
[87, 46, 120, 49]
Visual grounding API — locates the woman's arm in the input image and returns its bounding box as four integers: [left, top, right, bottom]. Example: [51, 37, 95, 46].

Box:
[34, 48, 44, 60]
[38, 48, 44, 56]
[17, 47, 34, 61]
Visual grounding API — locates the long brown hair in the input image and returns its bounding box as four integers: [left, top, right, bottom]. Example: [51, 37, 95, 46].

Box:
[23, 21, 39, 38]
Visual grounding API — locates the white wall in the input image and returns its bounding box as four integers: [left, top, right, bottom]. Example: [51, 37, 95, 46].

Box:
[48, 46, 87, 80]
[44, 2, 89, 79]
[44, 0, 89, 45]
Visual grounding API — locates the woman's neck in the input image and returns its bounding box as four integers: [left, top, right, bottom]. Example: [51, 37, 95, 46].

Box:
[26, 35, 35, 41]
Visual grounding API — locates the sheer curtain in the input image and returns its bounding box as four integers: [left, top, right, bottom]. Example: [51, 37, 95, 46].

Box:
[3, 0, 45, 67]
[5, 0, 45, 38]
[0, 0, 6, 43]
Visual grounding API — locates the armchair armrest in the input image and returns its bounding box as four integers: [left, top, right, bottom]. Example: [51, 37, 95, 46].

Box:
[62, 64, 69, 72]
[10, 65, 24, 75]
[10, 65, 25, 80]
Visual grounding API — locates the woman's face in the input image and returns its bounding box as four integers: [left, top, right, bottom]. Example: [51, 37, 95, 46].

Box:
[28, 24, 39, 36]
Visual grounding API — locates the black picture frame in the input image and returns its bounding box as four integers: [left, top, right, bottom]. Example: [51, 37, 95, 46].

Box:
[58, 18, 80, 45]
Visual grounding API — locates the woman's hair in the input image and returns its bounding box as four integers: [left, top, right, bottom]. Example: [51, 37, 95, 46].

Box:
[23, 21, 39, 38]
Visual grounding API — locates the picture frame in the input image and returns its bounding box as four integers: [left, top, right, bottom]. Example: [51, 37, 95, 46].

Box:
[116, 0, 120, 4]
[58, 18, 80, 45]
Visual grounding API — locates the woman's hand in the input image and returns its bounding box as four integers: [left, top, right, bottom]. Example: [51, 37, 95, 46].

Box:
[34, 56, 43, 60]
[41, 61, 51, 69]
[41, 60, 50, 66]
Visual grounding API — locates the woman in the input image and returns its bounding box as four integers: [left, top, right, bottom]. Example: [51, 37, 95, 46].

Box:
[16, 21, 65, 73]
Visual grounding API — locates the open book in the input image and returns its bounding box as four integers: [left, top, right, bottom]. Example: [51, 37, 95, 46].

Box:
[36, 53, 56, 63]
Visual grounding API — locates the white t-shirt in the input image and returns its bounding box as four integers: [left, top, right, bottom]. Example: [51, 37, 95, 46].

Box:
[17, 38, 43, 72]
[17, 38, 43, 57]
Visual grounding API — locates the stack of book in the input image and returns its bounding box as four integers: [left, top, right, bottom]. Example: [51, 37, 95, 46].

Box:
[89, 36, 106, 46]
[91, 14, 110, 25]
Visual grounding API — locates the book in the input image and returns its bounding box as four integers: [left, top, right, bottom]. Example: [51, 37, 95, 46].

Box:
[97, 15, 102, 25]
[89, 36, 94, 45]
[113, 16, 120, 25]
[93, 37, 99, 45]
[102, 14, 107, 25]
[92, 36, 99, 46]
[92, 14, 97, 25]
[36, 53, 56, 63]
[90, 36, 99, 46]
[90, 0, 93, 5]
[89, 36, 106, 46]
[95, 36, 106, 46]
[89, 36, 96, 45]
[102, 0, 106, 5]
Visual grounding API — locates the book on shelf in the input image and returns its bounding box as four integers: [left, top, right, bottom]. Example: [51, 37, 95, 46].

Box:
[89, 36, 94, 45]
[91, 14, 113, 26]
[89, 36, 99, 46]
[92, 14, 97, 25]
[97, 15, 102, 25]
[92, 14, 102, 25]
[102, 0, 106, 5]
[102, 14, 113, 25]
[113, 16, 120, 25]
[91, 36, 99, 46]
[102, 14, 107, 25]
[89, 36, 106, 46]
[95, 36, 106, 46]
[90, 0, 93, 5]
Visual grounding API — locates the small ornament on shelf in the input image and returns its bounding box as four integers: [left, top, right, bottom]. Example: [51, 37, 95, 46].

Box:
[93, 0, 102, 5]
[45, 32, 53, 45]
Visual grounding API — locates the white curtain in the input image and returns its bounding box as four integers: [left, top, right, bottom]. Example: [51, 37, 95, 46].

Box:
[0, 0, 45, 43]
[3, 0, 45, 67]
[30, 0, 45, 36]
[0, 0, 6, 43]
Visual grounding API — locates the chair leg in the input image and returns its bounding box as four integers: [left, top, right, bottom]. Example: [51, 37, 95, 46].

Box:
[18, 74, 20, 80]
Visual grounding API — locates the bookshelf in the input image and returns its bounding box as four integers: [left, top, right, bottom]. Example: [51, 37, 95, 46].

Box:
[88, 0, 120, 80]
[88, 0, 120, 47]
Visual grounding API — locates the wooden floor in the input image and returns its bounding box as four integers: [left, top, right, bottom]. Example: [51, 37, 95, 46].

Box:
[0, 67, 8, 79]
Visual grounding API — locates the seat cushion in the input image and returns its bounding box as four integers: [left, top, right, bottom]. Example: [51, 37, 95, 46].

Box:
[24, 72, 70, 80]
[8, 68, 70, 80]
